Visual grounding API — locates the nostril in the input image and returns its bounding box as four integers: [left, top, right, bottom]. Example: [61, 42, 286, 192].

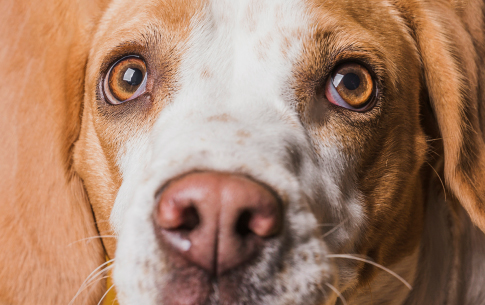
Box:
[235, 210, 253, 237]
[176, 206, 200, 231]
[235, 206, 282, 238]
[157, 198, 200, 232]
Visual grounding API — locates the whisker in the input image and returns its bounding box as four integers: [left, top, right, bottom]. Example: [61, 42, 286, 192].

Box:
[316, 223, 339, 227]
[69, 265, 114, 305]
[427, 148, 440, 157]
[322, 218, 348, 239]
[69, 259, 116, 305]
[68, 235, 117, 246]
[111, 296, 119, 305]
[73, 275, 110, 302]
[98, 284, 115, 305]
[425, 138, 443, 142]
[85, 264, 115, 287]
[327, 254, 412, 290]
[425, 161, 447, 202]
[325, 283, 348, 305]
[85, 259, 115, 284]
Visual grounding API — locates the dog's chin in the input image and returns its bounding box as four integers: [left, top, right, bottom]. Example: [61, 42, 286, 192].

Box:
[116, 242, 333, 305]
[159, 265, 213, 305]
[150, 238, 331, 305]
[159, 264, 256, 305]
[156, 237, 277, 305]
[158, 264, 328, 305]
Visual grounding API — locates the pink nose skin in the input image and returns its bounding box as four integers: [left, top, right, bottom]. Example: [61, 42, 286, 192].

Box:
[155, 172, 282, 275]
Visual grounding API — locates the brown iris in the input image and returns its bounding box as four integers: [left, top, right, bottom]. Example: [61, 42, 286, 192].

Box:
[325, 63, 374, 110]
[104, 56, 147, 104]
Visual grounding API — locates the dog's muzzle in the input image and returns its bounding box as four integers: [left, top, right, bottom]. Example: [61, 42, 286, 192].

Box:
[113, 103, 334, 305]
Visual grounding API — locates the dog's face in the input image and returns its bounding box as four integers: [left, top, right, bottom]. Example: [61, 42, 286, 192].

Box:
[72, 0, 478, 304]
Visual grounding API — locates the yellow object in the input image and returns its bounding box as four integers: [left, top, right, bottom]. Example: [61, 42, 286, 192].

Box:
[103, 258, 119, 305]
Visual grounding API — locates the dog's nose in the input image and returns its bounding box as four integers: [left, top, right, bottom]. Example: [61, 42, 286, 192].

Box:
[155, 172, 282, 275]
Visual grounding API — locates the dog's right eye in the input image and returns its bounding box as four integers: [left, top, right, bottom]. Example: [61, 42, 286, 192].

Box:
[324, 62, 375, 111]
[104, 56, 147, 105]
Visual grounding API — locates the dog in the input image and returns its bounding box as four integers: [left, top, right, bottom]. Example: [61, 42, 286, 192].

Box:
[1, 0, 485, 304]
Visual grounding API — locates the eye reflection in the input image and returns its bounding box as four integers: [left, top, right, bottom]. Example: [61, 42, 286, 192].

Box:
[123, 68, 143, 86]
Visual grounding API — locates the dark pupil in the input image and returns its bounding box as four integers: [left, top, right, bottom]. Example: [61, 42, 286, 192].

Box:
[123, 67, 143, 86]
[342, 73, 360, 90]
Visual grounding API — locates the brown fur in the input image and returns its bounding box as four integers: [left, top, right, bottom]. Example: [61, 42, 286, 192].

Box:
[296, 0, 485, 301]
[294, 0, 427, 298]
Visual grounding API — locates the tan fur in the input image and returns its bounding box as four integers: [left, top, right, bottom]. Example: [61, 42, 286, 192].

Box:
[2, 0, 485, 304]
[0, 0, 110, 303]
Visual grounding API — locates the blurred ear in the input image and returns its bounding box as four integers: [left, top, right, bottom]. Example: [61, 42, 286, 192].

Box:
[398, 1, 485, 232]
[0, 0, 111, 304]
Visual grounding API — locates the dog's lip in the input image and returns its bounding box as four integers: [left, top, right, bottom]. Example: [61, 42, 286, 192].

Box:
[159, 268, 213, 305]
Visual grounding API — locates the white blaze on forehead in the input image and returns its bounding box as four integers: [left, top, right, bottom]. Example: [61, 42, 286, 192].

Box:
[180, 0, 310, 107]
[111, 0, 313, 232]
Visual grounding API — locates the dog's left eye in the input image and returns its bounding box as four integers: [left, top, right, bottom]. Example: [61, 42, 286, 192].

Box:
[104, 56, 147, 104]
[324, 63, 375, 111]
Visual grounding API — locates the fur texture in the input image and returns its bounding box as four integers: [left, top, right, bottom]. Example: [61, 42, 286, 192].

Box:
[1, 0, 485, 304]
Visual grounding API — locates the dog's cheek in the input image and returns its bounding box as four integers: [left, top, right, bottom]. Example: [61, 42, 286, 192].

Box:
[113, 180, 166, 304]
[73, 113, 123, 257]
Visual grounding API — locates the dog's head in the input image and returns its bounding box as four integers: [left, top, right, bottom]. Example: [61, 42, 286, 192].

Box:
[71, 0, 485, 304]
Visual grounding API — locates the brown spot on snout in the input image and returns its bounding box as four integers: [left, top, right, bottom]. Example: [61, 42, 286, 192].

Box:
[236, 129, 252, 144]
[207, 113, 235, 122]
[236, 130, 251, 138]
[200, 66, 213, 79]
